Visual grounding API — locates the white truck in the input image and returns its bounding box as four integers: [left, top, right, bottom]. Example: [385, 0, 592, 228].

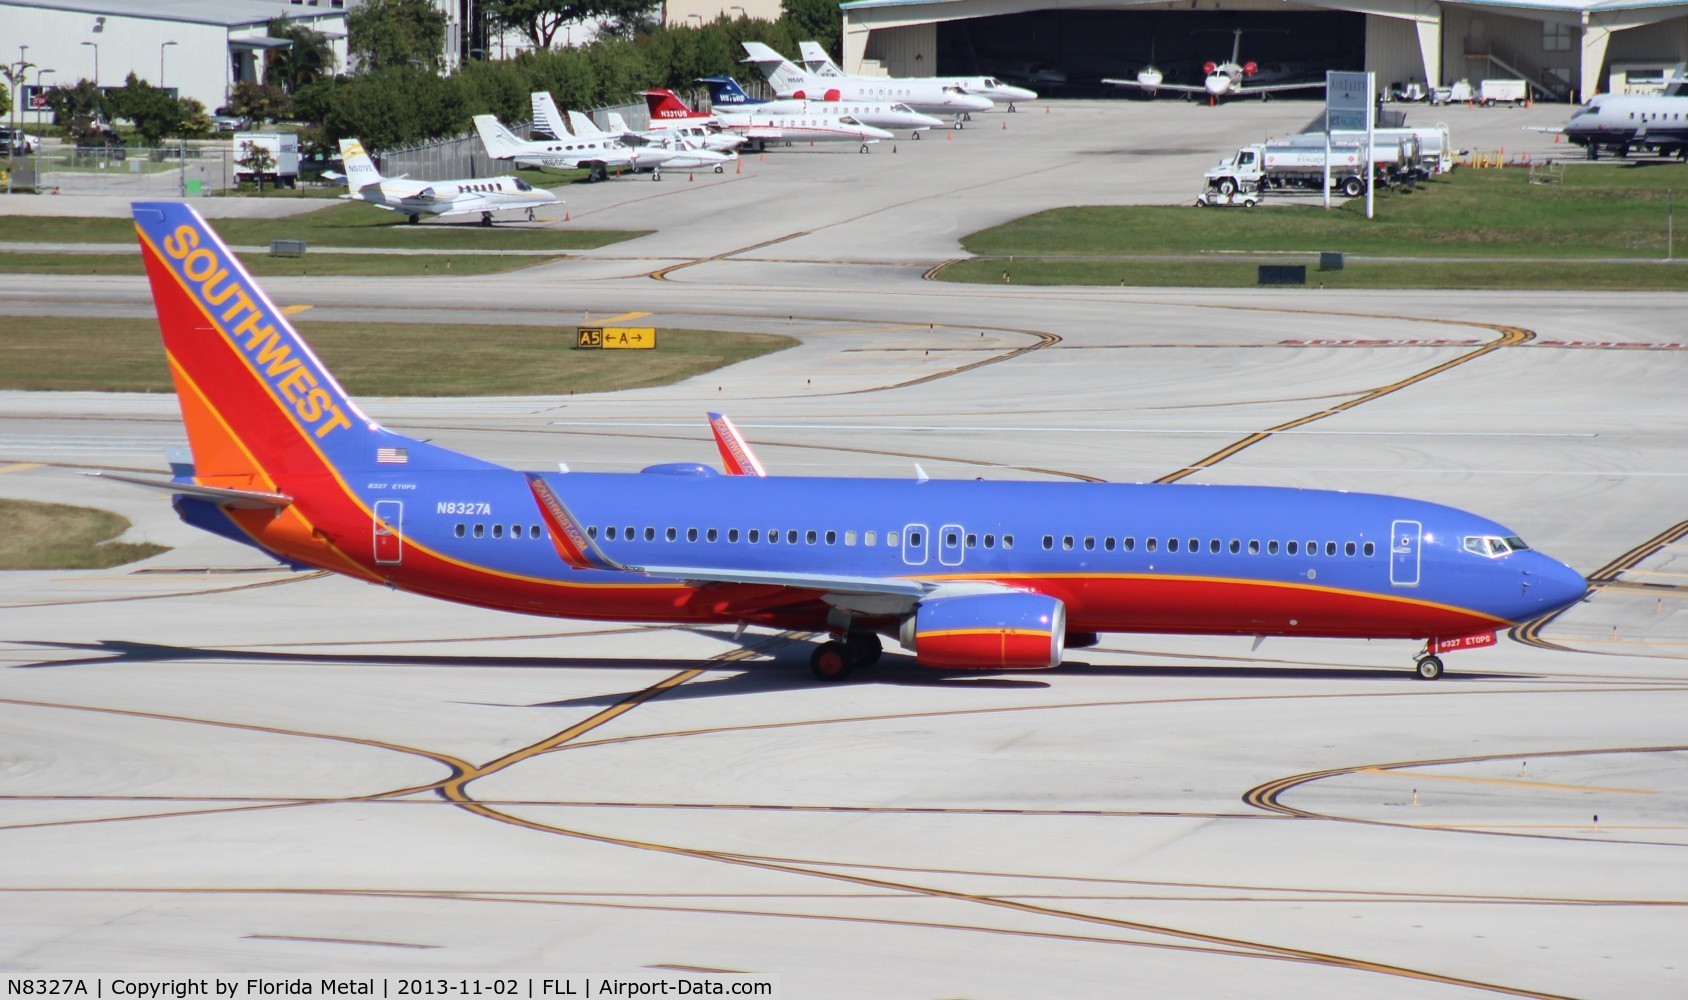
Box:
[232, 131, 300, 189]
[1478, 79, 1530, 106]
[1279, 129, 1429, 181]
[1206, 143, 1369, 198]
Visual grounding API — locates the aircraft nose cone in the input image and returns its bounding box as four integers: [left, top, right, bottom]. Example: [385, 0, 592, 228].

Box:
[1526, 556, 1589, 618]
[1206, 77, 1228, 96]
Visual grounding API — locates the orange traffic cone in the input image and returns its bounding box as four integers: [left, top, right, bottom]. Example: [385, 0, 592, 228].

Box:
[735, 159, 741, 173]
[1002, 120, 1007, 130]
[689, 173, 694, 182]
[947, 131, 953, 142]
[564, 211, 570, 222]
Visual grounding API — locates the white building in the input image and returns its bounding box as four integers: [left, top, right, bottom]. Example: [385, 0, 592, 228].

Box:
[1, 0, 350, 125]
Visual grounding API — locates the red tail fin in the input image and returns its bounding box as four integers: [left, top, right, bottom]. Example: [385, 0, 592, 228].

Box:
[644, 89, 698, 120]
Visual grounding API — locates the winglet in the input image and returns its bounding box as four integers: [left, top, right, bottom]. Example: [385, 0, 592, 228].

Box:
[526, 473, 625, 571]
[708, 412, 766, 477]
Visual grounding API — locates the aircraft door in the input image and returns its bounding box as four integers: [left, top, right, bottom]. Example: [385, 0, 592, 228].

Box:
[374, 500, 403, 566]
[902, 523, 929, 566]
[938, 523, 964, 566]
[1389, 519, 1421, 587]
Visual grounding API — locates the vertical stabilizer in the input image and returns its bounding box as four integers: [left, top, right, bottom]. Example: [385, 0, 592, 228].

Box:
[741, 42, 813, 95]
[645, 89, 699, 121]
[531, 91, 569, 139]
[568, 110, 605, 137]
[699, 76, 757, 106]
[338, 138, 384, 192]
[473, 114, 527, 159]
[797, 41, 844, 78]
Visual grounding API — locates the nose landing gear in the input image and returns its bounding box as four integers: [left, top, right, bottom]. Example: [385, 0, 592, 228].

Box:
[1414, 653, 1444, 680]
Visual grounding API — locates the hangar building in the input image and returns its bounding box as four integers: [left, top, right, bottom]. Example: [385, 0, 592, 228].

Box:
[835, 0, 1687, 102]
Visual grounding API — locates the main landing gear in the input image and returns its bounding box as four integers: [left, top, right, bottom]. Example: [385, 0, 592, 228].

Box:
[1413, 653, 1444, 680]
[859, 143, 870, 154]
[810, 632, 883, 683]
[479, 211, 494, 227]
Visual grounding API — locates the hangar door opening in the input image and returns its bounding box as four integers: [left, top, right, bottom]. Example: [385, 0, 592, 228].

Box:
[936, 11, 1365, 98]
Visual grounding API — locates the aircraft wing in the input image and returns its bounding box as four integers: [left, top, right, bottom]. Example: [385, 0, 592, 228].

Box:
[428, 196, 557, 219]
[1234, 81, 1327, 95]
[1101, 78, 1209, 94]
[635, 565, 932, 598]
[89, 471, 293, 509]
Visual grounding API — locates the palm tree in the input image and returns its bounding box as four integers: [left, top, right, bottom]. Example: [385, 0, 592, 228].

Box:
[265, 19, 337, 93]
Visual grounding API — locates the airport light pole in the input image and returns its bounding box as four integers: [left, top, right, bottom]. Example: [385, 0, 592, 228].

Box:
[4, 51, 36, 194]
[160, 40, 177, 90]
[81, 42, 98, 87]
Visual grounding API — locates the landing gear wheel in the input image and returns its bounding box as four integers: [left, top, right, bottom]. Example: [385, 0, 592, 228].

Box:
[845, 632, 882, 667]
[913, 131, 922, 140]
[479, 211, 493, 227]
[1415, 655, 1444, 680]
[811, 642, 853, 682]
[859, 143, 869, 153]
[526, 208, 536, 221]
[954, 121, 964, 130]
[714, 164, 724, 173]
[1008, 103, 1017, 113]
[406, 214, 420, 224]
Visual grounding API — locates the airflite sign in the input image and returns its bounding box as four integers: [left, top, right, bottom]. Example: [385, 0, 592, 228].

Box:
[1432, 632, 1498, 654]
[575, 327, 657, 349]
[1326, 71, 1371, 132]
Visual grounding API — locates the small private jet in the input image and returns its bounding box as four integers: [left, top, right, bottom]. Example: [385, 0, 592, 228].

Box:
[474, 111, 732, 180]
[794, 41, 1038, 112]
[647, 89, 895, 153]
[334, 139, 557, 225]
[699, 77, 946, 139]
[1104, 29, 1326, 104]
[741, 42, 996, 122]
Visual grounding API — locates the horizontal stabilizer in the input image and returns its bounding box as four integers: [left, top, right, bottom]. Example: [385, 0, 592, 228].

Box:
[88, 471, 293, 509]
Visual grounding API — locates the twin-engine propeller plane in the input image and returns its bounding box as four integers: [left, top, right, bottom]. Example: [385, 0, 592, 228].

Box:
[116, 202, 1587, 682]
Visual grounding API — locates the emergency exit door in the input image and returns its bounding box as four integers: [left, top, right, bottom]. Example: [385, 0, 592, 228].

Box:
[374, 500, 403, 565]
[1389, 519, 1421, 587]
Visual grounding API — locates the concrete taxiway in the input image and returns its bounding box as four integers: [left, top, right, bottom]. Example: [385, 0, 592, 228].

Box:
[1, 99, 1686, 997]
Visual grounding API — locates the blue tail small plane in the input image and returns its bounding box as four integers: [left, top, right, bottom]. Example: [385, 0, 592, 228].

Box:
[116, 202, 1588, 682]
[699, 76, 765, 107]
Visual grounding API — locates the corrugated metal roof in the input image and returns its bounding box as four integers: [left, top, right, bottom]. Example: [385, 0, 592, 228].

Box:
[0, 0, 347, 28]
[842, 0, 1687, 12]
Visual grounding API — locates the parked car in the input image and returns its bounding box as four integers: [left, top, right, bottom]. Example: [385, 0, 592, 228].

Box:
[0, 127, 42, 155]
[211, 115, 244, 133]
[75, 128, 127, 161]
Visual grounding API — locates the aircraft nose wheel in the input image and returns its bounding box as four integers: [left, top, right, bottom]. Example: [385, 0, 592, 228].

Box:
[913, 131, 922, 140]
[811, 642, 853, 682]
[1414, 655, 1444, 680]
[714, 165, 724, 173]
[860, 143, 869, 153]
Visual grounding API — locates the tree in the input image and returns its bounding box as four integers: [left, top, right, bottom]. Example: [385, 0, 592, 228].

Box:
[349, 0, 447, 73]
[227, 81, 294, 127]
[107, 73, 188, 145]
[238, 140, 276, 193]
[265, 19, 338, 92]
[484, 0, 656, 49]
[44, 78, 108, 144]
[178, 97, 214, 138]
[780, 0, 842, 58]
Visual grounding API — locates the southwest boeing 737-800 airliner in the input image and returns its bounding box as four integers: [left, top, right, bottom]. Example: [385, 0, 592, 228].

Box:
[119, 202, 1588, 682]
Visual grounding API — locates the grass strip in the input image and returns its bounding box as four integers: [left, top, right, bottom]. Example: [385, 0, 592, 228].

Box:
[0, 200, 644, 251]
[0, 252, 568, 277]
[0, 318, 797, 396]
[0, 498, 169, 569]
[943, 257, 1688, 290]
[959, 165, 1688, 264]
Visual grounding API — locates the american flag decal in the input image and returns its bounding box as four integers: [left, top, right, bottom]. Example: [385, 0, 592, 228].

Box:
[376, 447, 409, 464]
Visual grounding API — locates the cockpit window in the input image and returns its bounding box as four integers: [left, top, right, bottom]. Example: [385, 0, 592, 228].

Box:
[839, 116, 860, 125]
[1463, 535, 1524, 558]
[513, 178, 533, 191]
[983, 78, 1001, 87]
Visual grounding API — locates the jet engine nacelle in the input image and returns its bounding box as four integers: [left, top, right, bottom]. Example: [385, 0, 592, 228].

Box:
[900, 592, 1066, 669]
[823, 88, 842, 101]
[1243, 61, 1259, 77]
[1203, 61, 1218, 76]
[792, 89, 807, 99]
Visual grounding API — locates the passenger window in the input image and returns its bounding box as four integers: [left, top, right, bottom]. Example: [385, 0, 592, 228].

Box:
[492, 524, 504, 539]
[605, 526, 617, 540]
[1209, 539, 1221, 554]
[749, 529, 760, 543]
[454, 523, 465, 537]
[687, 528, 699, 542]
[1062, 536, 1075, 551]
[908, 531, 922, 547]
[1249, 540, 1260, 554]
[788, 530, 799, 544]
[1043, 535, 1054, 550]
[1123, 537, 1135, 552]
[1363, 541, 1375, 556]
[624, 526, 633, 540]
[728, 529, 739, 543]
[1083, 536, 1095, 550]
[1268, 540, 1279, 554]
[1229, 539, 1240, 554]
[886, 531, 897, 547]
[806, 530, 817, 544]
[1287, 540, 1298, 555]
[866, 530, 878, 546]
[1325, 541, 1337, 556]
[666, 527, 677, 541]
[1345, 541, 1356, 556]
[1188, 538, 1197, 553]
[984, 533, 995, 548]
[1168, 538, 1180, 553]
[1002, 534, 1013, 549]
[532, 525, 541, 538]
[473, 524, 484, 538]
[844, 531, 856, 546]
[966, 533, 977, 548]
[707, 528, 719, 542]
[1146, 538, 1157, 552]
[769, 530, 780, 544]
[1306, 540, 1317, 555]
[644, 527, 655, 541]
[945, 531, 958, 547]
[822, 530, 834, 545]
[586, 525, 597, 539]
[1103, 537, 1115, 551]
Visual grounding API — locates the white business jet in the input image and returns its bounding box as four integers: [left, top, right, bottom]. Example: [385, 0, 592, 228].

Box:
[794, 40, 1038, 112]
[741, 42, 994, 124]
[335, 138, 557, 225]
[1103, 29, 1325, 104]
[474, 112, 730, 181]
